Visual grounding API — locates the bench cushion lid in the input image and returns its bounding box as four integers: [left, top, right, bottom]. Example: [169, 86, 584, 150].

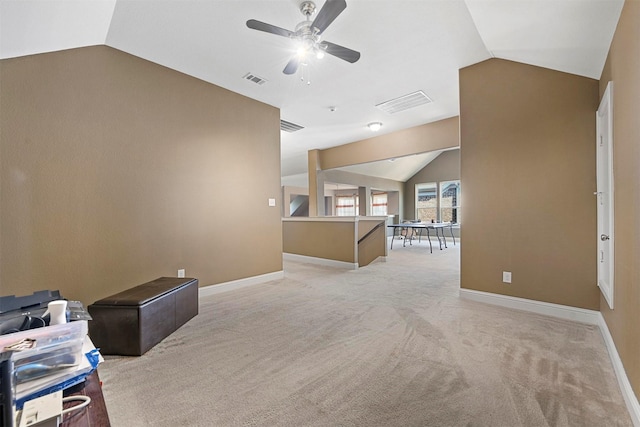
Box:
[91, 277, 197, 306]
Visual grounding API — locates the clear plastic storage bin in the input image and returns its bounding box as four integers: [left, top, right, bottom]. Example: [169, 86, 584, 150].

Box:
[0, 320, 88, 407]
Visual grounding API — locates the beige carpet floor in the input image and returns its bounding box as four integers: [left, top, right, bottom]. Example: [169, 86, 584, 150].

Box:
[99, 239, 632, 426]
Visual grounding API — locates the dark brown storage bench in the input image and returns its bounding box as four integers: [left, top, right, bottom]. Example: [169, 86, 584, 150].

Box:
[87, 277, 198, 356]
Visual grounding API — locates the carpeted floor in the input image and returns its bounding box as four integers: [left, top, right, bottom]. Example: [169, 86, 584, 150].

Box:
[99, 239, 632, 426]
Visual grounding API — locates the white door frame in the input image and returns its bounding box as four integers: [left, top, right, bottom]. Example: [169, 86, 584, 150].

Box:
[596, 81, 614, 309]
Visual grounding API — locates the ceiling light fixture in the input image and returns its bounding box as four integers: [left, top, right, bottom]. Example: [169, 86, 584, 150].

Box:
[368, 122, 382, 132]
[315, 43, 327, 59]
[246, 0, 360, 78]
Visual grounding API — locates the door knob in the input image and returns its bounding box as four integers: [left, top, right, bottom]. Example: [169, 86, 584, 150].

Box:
[601, 234, 610, 241]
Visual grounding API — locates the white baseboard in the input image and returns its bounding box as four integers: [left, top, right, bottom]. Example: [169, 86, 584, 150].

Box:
[459, 289, 600, 324]
[198, 270, 284, 298]
[459, 288, 640, 426]
[597, 313, 640, 426]
[283, 253, 359, 270]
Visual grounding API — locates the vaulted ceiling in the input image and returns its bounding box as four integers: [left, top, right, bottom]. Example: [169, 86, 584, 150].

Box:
[0, 0, 624, 183]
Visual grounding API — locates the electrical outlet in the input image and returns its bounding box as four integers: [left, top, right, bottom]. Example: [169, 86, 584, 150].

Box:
[502, 271, 512, 283]
[177, 269, 185, 278]
[19, 390, 62, 427]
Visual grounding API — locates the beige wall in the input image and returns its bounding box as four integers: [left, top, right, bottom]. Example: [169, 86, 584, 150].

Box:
[283, 219, 356, 263]
[599, 0, 640, 402]
[357, 218, 384, 240]
[322, 169, 404, 193]
[0, 46, 283, 306]
[357, 222, 387, 267]
[317, 116, 460, 170]
[282, 186, 309, 218]
[308, 117, 460, 216]
[459, 58, 599, 310]
[282, 217, 387, 266]
[321, 169, 404, 218]
[403, 149, 460, 219]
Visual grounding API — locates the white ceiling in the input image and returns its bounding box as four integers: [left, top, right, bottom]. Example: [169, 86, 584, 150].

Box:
[0, 0, 624, 183]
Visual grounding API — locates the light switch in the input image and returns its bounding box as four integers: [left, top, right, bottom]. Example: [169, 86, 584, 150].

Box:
[268, 198, 276, 207]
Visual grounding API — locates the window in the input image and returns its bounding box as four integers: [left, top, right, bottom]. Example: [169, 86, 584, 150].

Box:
[336, 192, 386, 216]
[371, 193, 388, 216]
[415, 183, 438, 222]
[440, 180, 461, 224]
[336, 195, 358, 216]
[415, 180, 461, 223]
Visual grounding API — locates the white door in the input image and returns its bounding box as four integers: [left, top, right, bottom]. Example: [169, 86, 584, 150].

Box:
[596, 82, 614, 309]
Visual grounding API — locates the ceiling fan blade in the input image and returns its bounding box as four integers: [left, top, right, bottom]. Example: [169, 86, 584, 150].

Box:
[246, 19, 294, 38]
[322, 41, 360, 63]
[311, 0, 347, 35]
[283, 57, 300, 75]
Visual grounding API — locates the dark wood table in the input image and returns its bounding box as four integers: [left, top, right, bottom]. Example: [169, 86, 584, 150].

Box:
[61, 370, 110, 426]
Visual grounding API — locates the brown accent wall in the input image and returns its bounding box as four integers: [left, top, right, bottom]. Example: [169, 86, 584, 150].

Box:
[357, 223, 386, 267]
[308, 117, 460, 217]
[282, 218, 386, 266]
[599, 0, 640, 401]
[459, 58, 599, 310]
[308, 149, 323, 216]
[282, 220, 356, 263]
[403, 149, 460, 218]
[0, 46, 282, 306]
[357, 218, 383, 240]
[317, 116, 460, 170]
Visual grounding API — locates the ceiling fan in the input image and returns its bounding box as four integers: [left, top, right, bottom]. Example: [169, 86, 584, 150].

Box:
[246, 0, 361, 75]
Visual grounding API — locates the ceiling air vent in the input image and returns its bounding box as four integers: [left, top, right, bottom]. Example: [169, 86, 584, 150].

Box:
[243, 72, 268, 85]
[280, 120, 304, 133]
[376, 90, 433, 114]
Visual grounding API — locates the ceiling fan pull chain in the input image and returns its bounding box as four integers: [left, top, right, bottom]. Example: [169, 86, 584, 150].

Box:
[300, 63, 311, 85]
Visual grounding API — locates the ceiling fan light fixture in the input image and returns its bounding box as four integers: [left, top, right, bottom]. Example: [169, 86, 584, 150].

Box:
[300, 1, 317, 18]
[247, 0, 360, 77]
[315, 43, 327, 59]
[368, 122, 383, 132]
